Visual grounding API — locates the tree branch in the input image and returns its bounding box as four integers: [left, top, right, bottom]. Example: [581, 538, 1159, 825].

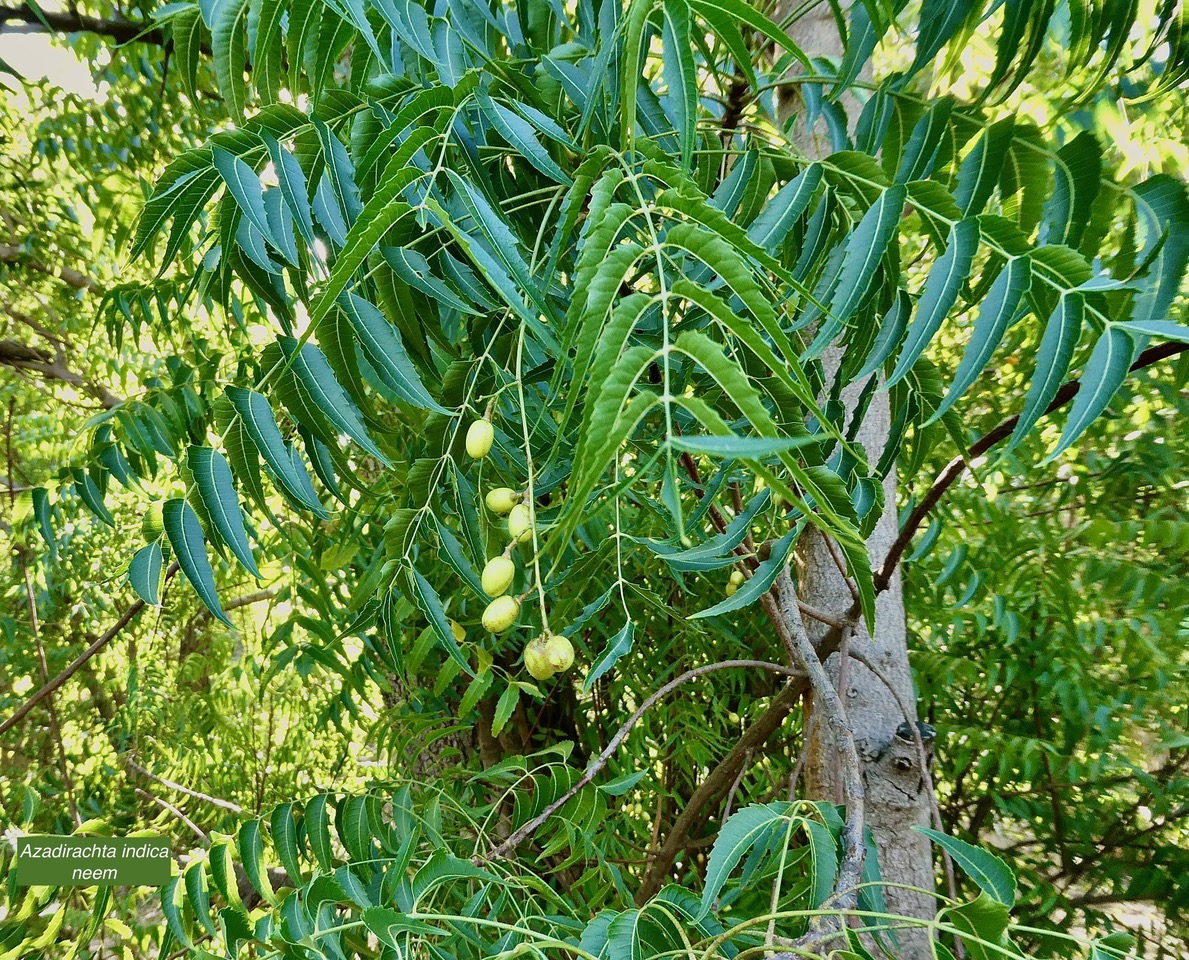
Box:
[0, 563, 179, 738]
[0, 338, 123, 408]
[0, 5, 164, 46]
[0, 244, 102, 293]
[876, 340, 1189, 592]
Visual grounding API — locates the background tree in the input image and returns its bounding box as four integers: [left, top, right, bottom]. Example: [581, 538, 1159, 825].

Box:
[1, 1, 1186, 958]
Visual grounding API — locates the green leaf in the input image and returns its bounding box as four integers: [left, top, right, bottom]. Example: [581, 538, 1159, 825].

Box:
[212, 147, 279, 250]
[916, 828, 1017, 906]
[491, 682, 519, 738]
[931, 255, 1031, 422]
[264, 134, 316, 247]
[237, 819, 274, 904]
[479, 91, 571, 184]
[225, 386, 329, 518]
[309, 165, 422, 325]
[74, 469, 115, 526]
[128, 542, 163, 605]
[1048, 326, 1135, 459]
[31, 486, 54, 556]
[855, 288, 910, 380]
[670, 435, 814, 458]
[212, 0, 249, 119]
[184, 860, 216, 937]
[305, 793, 335, 871]
[1115, 319, 1189, 342]
[690, 529, 795, 620]
[583, 621, 635, 692]
[1008, 293, 1084, 449]
[888, 217, 980, 386]
[699, 802, 790, 915]
[188, 446, 263, 578]
[1040, 131, 1101, 247]
[410, 569, 476, 677]
[363, 907, 443, 946]
[277, 337, 388, 463]
[808, 183, 907, 357]
[163, 497, 231, 625]
[661, 0, 697, 169]
[953, 118, 1015, 217]
[746, 163, 823, 252]
[269, 802, 304, 886]
[336, 293, 447, 413]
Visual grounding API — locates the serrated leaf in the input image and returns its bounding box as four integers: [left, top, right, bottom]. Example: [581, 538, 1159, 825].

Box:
[932, 255, 1031, 421]
[212, 0, 249, 119]
[699, 802, 790, 916]
[336, 293, 447, 412]
[690, 529, 795, 619]
[128, 542, 163, 605]
[491, 682, 519, 738]
[1049, 325, 1134, 459]
[661, 0, 697, 169]
[479, 91, 571, 184]
[888, 217, 979, 386]
[225, 386, 329, 517]
[921, 829, 1017, 905]
[410, 569, 476, 677]
[163, 497, 231, 625]
[583, 621, 635, 692]
[1009, 293, 1084, 449]
[278, 337, 388, 463]
[189, 445, 263, 578]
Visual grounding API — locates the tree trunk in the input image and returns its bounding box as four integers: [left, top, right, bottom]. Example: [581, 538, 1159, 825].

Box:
[777, 4, 937, 952]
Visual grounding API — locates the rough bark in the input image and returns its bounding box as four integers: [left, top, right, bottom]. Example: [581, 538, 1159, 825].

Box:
[777, 3, 938, 951]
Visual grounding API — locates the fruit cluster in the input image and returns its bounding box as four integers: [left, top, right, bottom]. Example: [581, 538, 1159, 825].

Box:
[466, 416, 575, 683]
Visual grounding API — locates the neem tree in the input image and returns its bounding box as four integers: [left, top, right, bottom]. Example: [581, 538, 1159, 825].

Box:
[4, 0, 1188, 957]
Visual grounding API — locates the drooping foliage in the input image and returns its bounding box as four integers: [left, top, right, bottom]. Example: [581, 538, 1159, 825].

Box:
[1, 0, 1187, 957]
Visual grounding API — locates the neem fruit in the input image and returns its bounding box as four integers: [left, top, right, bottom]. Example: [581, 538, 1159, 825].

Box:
[543, 634, 575, 673]
[485, 487, 520, 515]
[507, 503, 533, 543]
[729, 570, 745, 586]
[523, 637, 554, 681]
[466, 418, 494, 459]
[482, 595, 520, 633]
[481, 555, 516, 597]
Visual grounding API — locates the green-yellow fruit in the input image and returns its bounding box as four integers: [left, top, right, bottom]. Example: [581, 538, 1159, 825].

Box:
[481, 555, 516, 597]
[725, 582, 738, 597]
[449, 619, 466, 643]
[729, 570, 745, 586]
[523, 637, 554, 681]
[508, 503, 533, 543]
[485, 487, 520, 515]
[466, 418, 494, 459]
[482, 595, 520, 633]
[543, 634, 575, 673]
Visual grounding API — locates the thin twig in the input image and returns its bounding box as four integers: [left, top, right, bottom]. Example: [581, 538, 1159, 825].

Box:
[126, 759, 242, 813]
[479, 659, 804, 863]
[135, 788, 207, 844]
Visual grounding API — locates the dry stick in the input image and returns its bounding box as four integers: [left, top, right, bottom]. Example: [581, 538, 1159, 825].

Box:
[479, 659, 804, 864]
[763, 574, 865, 912]
[125, 760, 243, 814]
[0, 562, 180, 738]
[134, 788, 207, 844]
[876, 340, 1189, 592]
